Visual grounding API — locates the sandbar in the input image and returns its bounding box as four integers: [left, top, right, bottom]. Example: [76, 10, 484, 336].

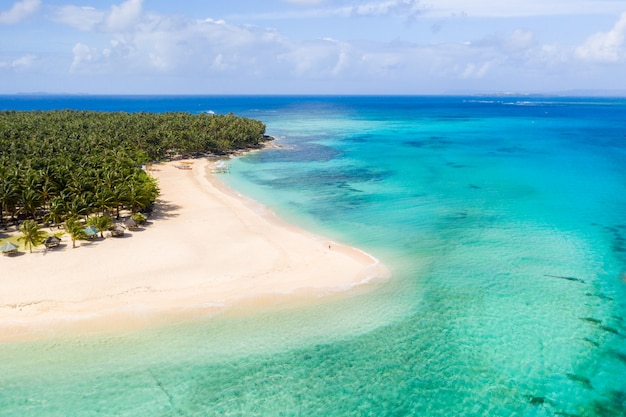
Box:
[0, 158, 387, 342]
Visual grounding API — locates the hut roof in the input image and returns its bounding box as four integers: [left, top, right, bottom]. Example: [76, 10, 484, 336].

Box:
[124, 218, 137, 227]
[84, 226, 99, 237]
[0, 241, 19, 253]
[111, 225, 125, 236]
[44, 235, 61, 248]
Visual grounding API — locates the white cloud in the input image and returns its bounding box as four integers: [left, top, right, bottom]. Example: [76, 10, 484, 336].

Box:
[575, 12, 626, 63]
[344, 0, 424, 18]
[506, 29, 535, 51]
[461, 61, 491, 78]
[12, 0, 622, 93]
[0, 55, 35, 71]
[62, 9, 570, 89]
[281, 0, 328, 5]
[70, 43, 115, 73]
[105, 0, 143, 32]
[239, 0, 626, 21]
[241, 0, 424, 21]
[421, 0, 626, 18]
[68, 15, 288, 77]
[359, 50, 403, 76]
[474, 29, 535, 51]
[205, 18, 226, 25]
[13, 54, 36, 68]
[277, 38, 349, 76]
[53, 0, 142, 33]
[0, 0, 40, 24]
[53, 6, 104, 31]
[71, 43, 94, 72]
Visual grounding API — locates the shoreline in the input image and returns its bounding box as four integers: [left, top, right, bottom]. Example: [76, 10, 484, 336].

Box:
[0, 158, 389, 343]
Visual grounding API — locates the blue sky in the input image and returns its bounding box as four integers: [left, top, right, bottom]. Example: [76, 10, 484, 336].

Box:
[1, 0, 626, 94]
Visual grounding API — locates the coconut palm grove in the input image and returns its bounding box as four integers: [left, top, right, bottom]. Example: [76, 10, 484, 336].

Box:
[0, 110, 268, 247]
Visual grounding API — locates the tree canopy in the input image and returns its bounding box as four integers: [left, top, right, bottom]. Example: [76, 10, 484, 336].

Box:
[0, 110, 269, 226]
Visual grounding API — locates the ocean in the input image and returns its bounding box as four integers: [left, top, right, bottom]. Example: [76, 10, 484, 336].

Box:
[1, 95, 625, 416]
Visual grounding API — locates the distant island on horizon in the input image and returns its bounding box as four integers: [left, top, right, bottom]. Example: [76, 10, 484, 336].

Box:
[3, 90, 626, 98]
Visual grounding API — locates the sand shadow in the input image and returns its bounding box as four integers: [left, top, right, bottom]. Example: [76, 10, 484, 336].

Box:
[150, 199, 181, 221]
[109, 233, 133, 239]
[80, 239, 100, 249]
[3, 251, 26, 258]
[41, 242, 69, 255]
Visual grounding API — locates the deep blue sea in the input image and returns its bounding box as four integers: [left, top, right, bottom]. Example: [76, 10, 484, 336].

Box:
[1, 95, 626, 416]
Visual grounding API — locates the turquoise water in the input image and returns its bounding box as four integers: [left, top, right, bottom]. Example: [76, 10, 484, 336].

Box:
[1, 96, 626, 416]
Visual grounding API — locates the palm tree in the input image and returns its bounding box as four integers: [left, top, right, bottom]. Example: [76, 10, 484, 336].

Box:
[124, 172, 160, 213]
[38, 181, 58, 211]
[18, 220, 47, 253]
[64, 217, 87, 249]
[66, 195, 91, 220]
[93, 185, 116, 217]
[87, 215, 113, 238]
[0, 178, 19, 225]
[44, 197, 67, 228]
[19, 188, 43, 220]
[1, 109, 268, 229]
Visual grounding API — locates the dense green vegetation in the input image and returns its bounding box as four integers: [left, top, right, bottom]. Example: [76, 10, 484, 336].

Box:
[0, 110, 268, 227]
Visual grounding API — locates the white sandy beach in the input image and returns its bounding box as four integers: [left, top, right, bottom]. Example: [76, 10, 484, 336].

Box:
[0, 158, 387, 341]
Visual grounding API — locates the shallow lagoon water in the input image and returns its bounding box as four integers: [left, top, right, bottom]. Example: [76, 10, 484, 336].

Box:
[1, 95, 625, 416]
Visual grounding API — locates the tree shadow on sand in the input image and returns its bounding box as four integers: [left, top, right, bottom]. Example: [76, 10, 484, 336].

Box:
[3, 251, 26, 258]
[150, 198, 181, 221]
[110, 232, 133, 239]
[42, 242, 69, 254]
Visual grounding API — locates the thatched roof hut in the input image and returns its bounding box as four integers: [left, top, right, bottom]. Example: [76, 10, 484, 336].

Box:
[44, 235, 61, 248]
[84, 226, 99, 239]
[111, 225, 125, 237]
[0, 241, 19, 256]
[124, 218, 138, 230]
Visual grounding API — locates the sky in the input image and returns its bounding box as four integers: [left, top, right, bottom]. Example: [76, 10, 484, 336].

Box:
[1, 0, 626, 95]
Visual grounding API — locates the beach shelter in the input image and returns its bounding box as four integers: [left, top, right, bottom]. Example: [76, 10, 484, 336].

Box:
[124, 217, 138, 230]
[84, 226, 99, 239]
[44, 235, 61, 248]
[0, 241, 19, 256]
[111, 225, 125, 237]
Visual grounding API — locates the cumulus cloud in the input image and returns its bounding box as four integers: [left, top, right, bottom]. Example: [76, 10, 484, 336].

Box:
[461, 61, 491, 78]
[575, 12, 626, 63]
[43, 0, 612, 93]
[344, 0, 424, 18]
[0, 54, 37, 71]
[473, 29, 535, 53]
[421, 0, 626, 18]
[12, 54, 36, 69]
[69, 15, 288, 77]
[71, 41, 124, 74]
[268, 0, 624, 20]
[281, 0, 328, 5]
[64, 8, 558, 88]
[0, 0, 40, 24]
[71, 43, 97, 72]
[53, 6, 104, 31]
[105, 0, 143, 32]
[506, 29, 535, 51]
[250, 0, 424, 21]
[276, 38, 352, 77]
[53, 0, 143, 33]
